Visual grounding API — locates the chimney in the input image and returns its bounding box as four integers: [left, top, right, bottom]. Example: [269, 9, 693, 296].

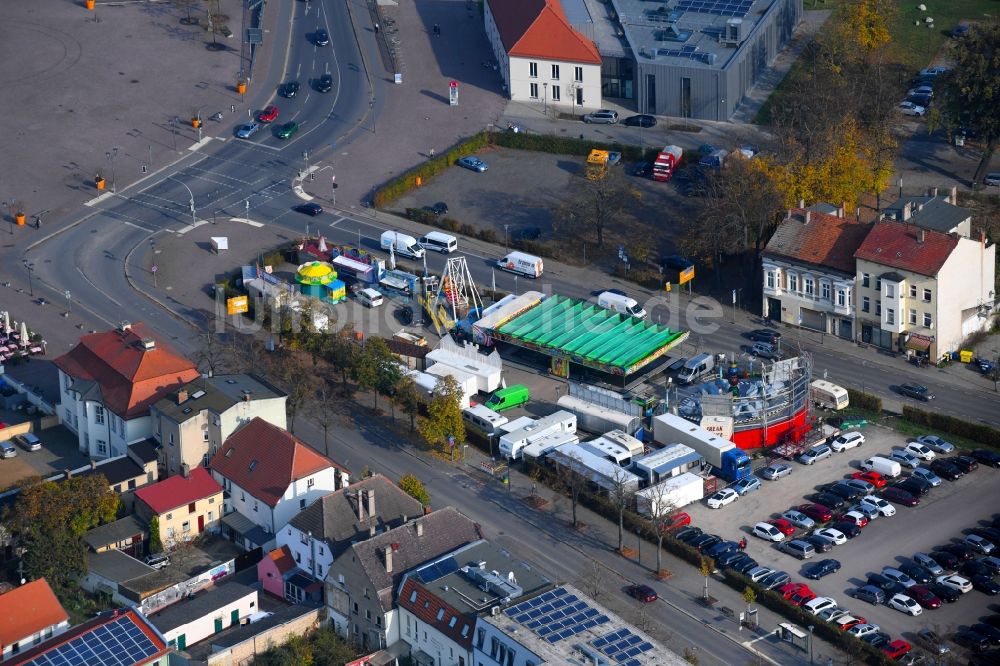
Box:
[950, 186, 958, 205]
[416, 520, 424, 537]
[90, 460, 97, 470]
[903, 201, 913, 221]
[63, 469, 72, 480]
[119, 322, 132, 332]
[181, 463, 190, 478]
[384, 545, 393, 573]
[804, 211, 811, 224]
[917, 229, 925, 244]
[177, 389, 189, 404]
[365, 489, 375, 522]
[423, 505, 432, 516]
[140, 338, 156, 351]
[356, 492, 367, 524]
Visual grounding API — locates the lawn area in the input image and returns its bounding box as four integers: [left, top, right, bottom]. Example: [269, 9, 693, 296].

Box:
[755, 0, 997, 125]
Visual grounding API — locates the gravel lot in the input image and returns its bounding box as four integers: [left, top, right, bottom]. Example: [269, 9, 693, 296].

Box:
[683, 424, 1000, 657]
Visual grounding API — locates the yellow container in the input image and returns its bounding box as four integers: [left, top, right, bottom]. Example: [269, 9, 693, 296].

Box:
[236, 82, 247, 95]
[960, 349, 973, 363]
[95, 177, 106, 191]
[415, 176, 423, 187]
[15, 213, 25, 226]
[191, 118, 201, 128]
[85, 0, 95, 9]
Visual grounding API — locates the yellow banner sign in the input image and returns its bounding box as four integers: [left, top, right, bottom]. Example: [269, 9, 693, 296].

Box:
[678, 266, 695, 285]
[227, 296, 249, 315]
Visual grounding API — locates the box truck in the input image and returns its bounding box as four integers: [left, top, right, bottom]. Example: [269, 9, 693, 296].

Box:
[652, 145, 683, 182]
[653, 413, 751, 482]
[380, 231, 425, 259]
[635, 472, 704, 516]
[597, 291, 647, 319]
[677, 353, 715, 384]
[496, 251, 543, 278]
[499, 410, 576, 460]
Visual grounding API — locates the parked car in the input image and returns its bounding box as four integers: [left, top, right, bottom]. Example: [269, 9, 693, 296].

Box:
[844, 478, 876, 495]
[898, 101, 926, 117]
[781, 510, 816, 530]
[747, 566, 774, 583]
[780, 539, 816, 560]
[849, 503, 880, 522]
[809, 492, 846, 509]
[961, 559, 992, 578]
[13, 433, 41, 452]
[888, 593, 923, 616]
[849, 624, 881, 639]
[882, 639, 912, 660]
[659, 512, 691, 532]
[929, 458, 963, 480]
[625, 584, 658, 603]
[706, 488, 738, 509]
[881, 487, 919, 506]
[803, 534, 835, 553]
[972, 449, 1000, 468]
[867, 573, 907, 597]
[622, 114, 657, 127]
[897, 384, 934, 401]
[798, 444, 833, 465]
[860, 495, 896, 517]
[966, 534, 996, 554]
[907, 85, 934, 98]
[898, 562, 933, 585]
[889, 449, 922, 469]
[457, 156, 489, 173]
[675, 527, 702, 544]
[896, 477, 931, 497]
[918, 66, 949, 77]
[729, 555, 760, 575]
[831, 432, 866, 452]
[759, 570, 790, 590]
[815, 527, 847, 545]
[916, 435, 955, 453]
[917, 628, 951, 654]
[978, 555, 1000, 575]
[971, 624, 1000, 645]
[752, 522, 786, 542]
[937, 542, 975, 561]
[733, 475, 762, 495]
[760, 462, 792, 480]
[804, 559, 842, 580]
[928, 549, 960, 571]
[904, 441, 936, 461]
[582, 110, 619, 124]
[825, 482, 864, 501]
[935, 574, 972, 593]
[798, 503, 833, 523]
[852, 471, 888, 488]
[767, 518, 796, 537]
[691, 534, 722, 553]
[907, 585, 941, 609]
[882, 567, 918, 588]
[911, 467, 942, 486]
[954, 629, 990, 652]
[840, 511, 869, 529]
[972, 575, 1000, 595]
[780, 582, 817, 606]
[830, 521, 862, 539]
[803, 596, 838, 616]
[912, 552, 945, 575]
[747, 329, 782, 344]
[851, 585, 886, 605]
[833, 614, 868, 631]
[951, 455, 979, 473]
[707, 540, 740, 559]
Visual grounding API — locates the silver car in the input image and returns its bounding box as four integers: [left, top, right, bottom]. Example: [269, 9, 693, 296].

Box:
[915, 434, 954, 453]
[781, 509, 816, 530]
[582, 109, 619, 124]
[798, 444, 833, 465]
[912, 467, 942, 486]
[761, 463, 792, 480]
[236, 122, 261, 139]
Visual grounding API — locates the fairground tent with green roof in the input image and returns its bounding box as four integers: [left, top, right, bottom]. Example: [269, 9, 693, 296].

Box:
[490, 295, 688, 378]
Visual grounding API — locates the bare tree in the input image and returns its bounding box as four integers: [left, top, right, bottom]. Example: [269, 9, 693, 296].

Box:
[310, 381, 339, 456]
[192, 324, 230, 377]
[576, 559, 605, 601]
[267, 350, 317, 434]
[554, 168, 642, 249]
[552, 452, 588, 529]
[641, 481, 676, 577]
[608, 466, 636, 554]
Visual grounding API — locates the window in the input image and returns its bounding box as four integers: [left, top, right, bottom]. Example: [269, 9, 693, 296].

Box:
[182, 521, 191, 533]
[208, 511, 213, 522]
[804, 278, 814, 296]
[909, 284, 917, 298]
[97, 441, 107, 455]
[923, 288, 932, 302]
[574, 66, 583, 82]
[837, 290, 846, 307]
[307, 478, 315, 488]
[909, 309, 917, 325]
[766, 272, 775, 289]
[886, 308, 895, 325]
[924, 312, 932, 327]
[876, 278, 882, 292]
[551, 85, 561, 101]
[436, 608, 445, 621]
[886, 283, 895, 298]
[94, 405, 105, 425]
[127, 479, 136, 490]
[167, 527, 175, 537]
[110, 416, 117, 434]
[300, 499, 306, 510]
[862, 273, 870, 288]
[188, 502, 196, 514]
[166, 513, 173, 520]
[202, 427, 209, 442]
[862, 296, 870, 313]
[375, 614, 381, 627]
[365, 609, 371, 620]
[448, 616, 457, 628]
[253, 500, 259, 512]
[319, 546, 324, 556]
[788, 274, 798, 292]
[529, 83, 538, 99]
[551, 64, 560, 79]
[352, 601, 357, 614]
[169, 433, 174, 446]
[409, 590, 418, 603]
[821, 282, 831, 300]
[528, 62, 537, 78]
[241, 491, 246, 502]
[876, 300, 882, 316]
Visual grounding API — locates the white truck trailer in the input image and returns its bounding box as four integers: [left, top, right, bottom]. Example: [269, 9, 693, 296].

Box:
[424, 363, 476, 409]
[635, 472, 704, 517]
[520, 431, 580, 459]
[630, 444, 703, 486]
[652, 413, 752, 483]
[499, 410, 577, 460]
[556, 395, 641, 435]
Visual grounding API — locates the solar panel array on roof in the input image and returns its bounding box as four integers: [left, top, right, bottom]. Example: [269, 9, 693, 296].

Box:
[592, 627, 656, 665]
[655, 47, 715, 64]
[504, 586, 610, 643]
[417, 556, 460, 583]
[25, 614, 161, 666]
[676, 0, 754, 17]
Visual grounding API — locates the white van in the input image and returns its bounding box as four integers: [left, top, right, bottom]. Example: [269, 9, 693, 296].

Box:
[419, 231, 457, 254]
[860, 456, 902, 478]
[462, 404, 509, 437]
[380, 231, 425, 259]
[496, 251, 543, 278]
[809, 380, 849, 410]
[677, 353, 715, 385]
[357, 288, 384, 308]
[597, 291, 647, 319]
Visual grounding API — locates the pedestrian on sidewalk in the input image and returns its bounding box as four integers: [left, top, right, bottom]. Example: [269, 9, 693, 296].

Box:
[429, 148, 436, 158]
[374, 23, 379, 34]
[433, 23, 440, 35]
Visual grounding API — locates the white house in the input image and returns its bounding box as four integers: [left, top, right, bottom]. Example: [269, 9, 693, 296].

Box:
[484, 0, 602, 112]
[150, 373, 287, 477]
[145, 582, 258, 652]
[0, 579, 70, 660]
[54, 323, 199, 459]
[210, 418, 350, 552]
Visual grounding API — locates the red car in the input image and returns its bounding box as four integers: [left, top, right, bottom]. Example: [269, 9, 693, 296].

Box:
[779, 583, 816, 606]
[767, 518, 796, 537]
[834, 615, 868, 631]
[797, 503, 833, 523]
[851, 470, 887, 488]
[257, 105, 279, 123]
[881, 487, 919, 507]
[907, 585, 942, 609]
[625, 584, 658, 603]
[882, 639, 911, 659]
[659, 512, 691, 532]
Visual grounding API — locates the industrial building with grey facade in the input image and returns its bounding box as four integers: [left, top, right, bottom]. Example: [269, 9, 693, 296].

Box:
[535, 0, 803, 120]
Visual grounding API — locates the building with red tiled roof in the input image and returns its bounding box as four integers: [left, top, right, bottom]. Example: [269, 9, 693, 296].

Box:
[55, 323, 199, 460]
[210, 418, 350, 552]
[853, 220, 995, 360]
[134, 467, 223, 548]
[762, 207, 874, 341]
[485, 0, 602, 112]
[0, 579, 70, 660]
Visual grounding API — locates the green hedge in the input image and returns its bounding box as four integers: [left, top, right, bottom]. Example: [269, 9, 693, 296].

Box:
[846, 388, 882, 413]
[373, 132, 492, 207]
[902, 405, 1000, 449]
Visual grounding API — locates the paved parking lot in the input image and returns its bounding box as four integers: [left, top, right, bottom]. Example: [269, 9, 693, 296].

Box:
[0, 423, 89, 489]
[683, 424, 1000, 657]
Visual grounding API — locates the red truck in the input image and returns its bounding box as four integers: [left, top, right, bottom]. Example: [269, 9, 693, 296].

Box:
[652, 145, 683, 182]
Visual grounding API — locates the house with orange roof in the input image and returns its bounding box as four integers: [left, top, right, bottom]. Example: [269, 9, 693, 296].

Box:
[854, 220, 995, 360]
[54, 322, 199, 459]
[762, 206, 874, 341]
[485, 0, 602, 111]
[0, 579, 70, 660]
[133, 466, 224, 548]
[209, 418, 350, 552]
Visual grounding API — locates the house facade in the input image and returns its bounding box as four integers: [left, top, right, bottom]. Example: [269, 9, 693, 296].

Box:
[150, 374, 287, 477]
[0, 579, 70, 660]
[854, 221, 996, 360]
[762, 207, 873, 340]
[277, 474, 424, 594]
[146, 582, 258, 652]
[133, 466, 224, 548]
[325, 507, 482, 652]
[210, 418, 349, 552]
[54, 323, 199, 459]
[484, 0, 602, 112]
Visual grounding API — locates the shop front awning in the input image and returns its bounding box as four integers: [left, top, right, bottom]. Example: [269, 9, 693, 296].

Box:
[906, 336, 932, 351]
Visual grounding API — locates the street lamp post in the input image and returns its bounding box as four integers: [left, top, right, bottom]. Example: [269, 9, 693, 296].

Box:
[504, 224, 510, 250]
[106, 148, 118, 193]
[23, 261, 34, 298]
[808, 624, 814, 664]
[167, 176, 196, 227]
[636, 529, 642, 563]
[3, 200, 10, 235]
[370, 99, 376, 134]
[542, 83, 548, 115]
[302, 150, 310, 178]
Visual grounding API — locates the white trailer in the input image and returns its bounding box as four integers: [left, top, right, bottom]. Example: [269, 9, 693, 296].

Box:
[635, 472, 704, 517]
[579, 430, 644, 466]
[472, 291, 545, 344]
[425, 363, 476, 409]
[406, 370, 439, 397]
[653, 413, 732, 469]
[556, 395, 641, 435]
[499, 410, 577, 460]
[631, 444, 703, 486]
[548, 444, 641, 494]
[426, 338, 503, 393]
[520, 431, 579, 459]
